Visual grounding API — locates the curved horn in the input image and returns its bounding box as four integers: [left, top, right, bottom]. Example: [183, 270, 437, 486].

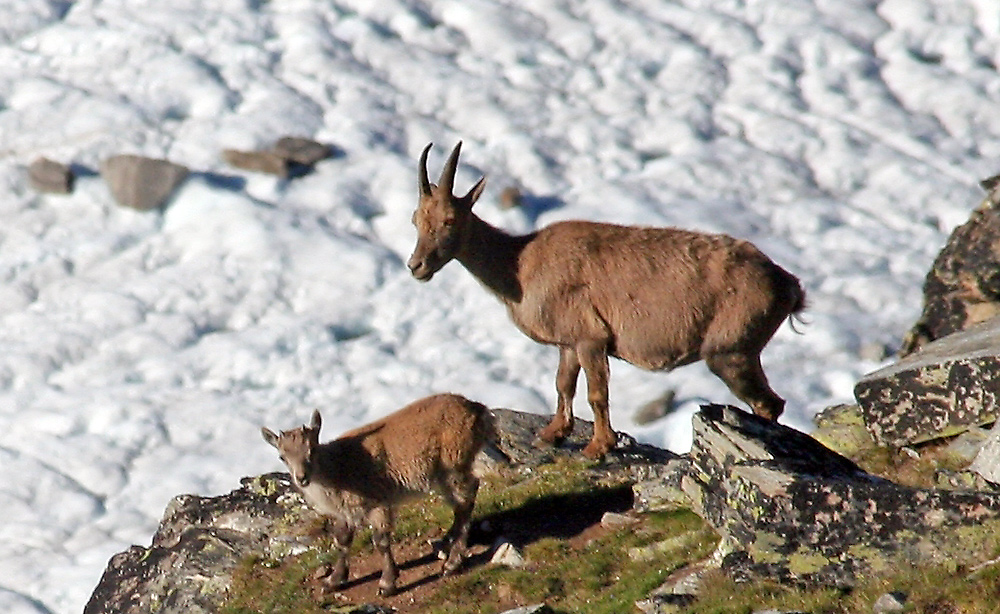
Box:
[438, 141, 463, 196]
[418, 143, 433, 196]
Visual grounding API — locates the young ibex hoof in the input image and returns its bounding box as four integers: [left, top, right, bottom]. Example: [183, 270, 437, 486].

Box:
[442, 554, 464, 576]
[377, 583, 398, 597]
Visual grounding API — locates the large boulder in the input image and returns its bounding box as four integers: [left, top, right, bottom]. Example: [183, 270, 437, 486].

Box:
[901, 177, 1000, 356]
[681, 404, 1000, 588]
[854, 316, 1000, 447]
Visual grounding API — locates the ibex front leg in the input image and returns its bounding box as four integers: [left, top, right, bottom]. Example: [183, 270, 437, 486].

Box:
[369, 507, 399, 596]
[577, 339, 616, 460]
[327, 518, 354, 588]
[537, 346, 580, 446]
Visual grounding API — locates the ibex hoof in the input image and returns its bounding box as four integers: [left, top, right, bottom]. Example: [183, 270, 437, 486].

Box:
[535, 424, 571, 447]
[581, 440, 613, 460]
[442, 556, 464, 576]
[377, 584, 398, 597]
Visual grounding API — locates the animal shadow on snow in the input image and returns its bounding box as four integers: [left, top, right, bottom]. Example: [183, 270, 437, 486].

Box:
[519, 193, 564, 226]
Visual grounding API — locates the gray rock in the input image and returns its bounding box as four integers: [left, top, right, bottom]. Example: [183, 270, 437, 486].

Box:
[490, 539, 527, 568]
[489, 406, 677, 470]
[873, 591, 907, 613]
[634, 389, 676, 425]
[28, 157, 74, 194]
[970, 418, 1000, 485]
[901, 182, 1000, 356]
[222, 148, 290, 178]
[601, 511, 638, 530]
[101, 154, 189, 211]
[855, 316, 1000, 446]
[273, 136, 332, 166]
[684, 404, 1000, 588]
[498, 186, 523, 210]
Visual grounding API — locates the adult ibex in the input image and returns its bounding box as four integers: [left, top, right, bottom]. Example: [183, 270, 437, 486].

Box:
[408, 142, 805, 459]
[261, 393, 492, 596]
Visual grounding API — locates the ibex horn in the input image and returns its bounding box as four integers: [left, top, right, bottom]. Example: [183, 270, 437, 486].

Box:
[439, 141, 463, 196]
[419, 143, 433, 196]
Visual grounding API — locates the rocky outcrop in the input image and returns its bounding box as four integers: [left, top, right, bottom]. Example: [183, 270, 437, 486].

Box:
[854, 316, 1000, 447]
[901, 178, 1000, 356]
[678, 404, 1000, 588]
[84, 408, 674, 614]
[84, 473, 324, 614]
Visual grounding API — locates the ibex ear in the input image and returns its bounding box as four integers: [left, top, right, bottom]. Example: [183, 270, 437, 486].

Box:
[310, 409, 322, 432]
[261, 427, 279, 449]
[459, 176, 487, 210]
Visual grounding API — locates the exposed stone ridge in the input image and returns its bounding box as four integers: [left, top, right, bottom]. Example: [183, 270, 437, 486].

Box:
[683, 404, 1000, 587]
[901, 183, 1000, 356]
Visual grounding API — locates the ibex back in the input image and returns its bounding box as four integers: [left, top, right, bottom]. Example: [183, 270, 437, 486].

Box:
[261, 393, 491, 595]
[408, 142, 805, 459]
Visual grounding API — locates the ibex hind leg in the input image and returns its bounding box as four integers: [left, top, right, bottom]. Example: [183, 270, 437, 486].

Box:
[437, 472, 479, 575]
[705, 352, 785, 421]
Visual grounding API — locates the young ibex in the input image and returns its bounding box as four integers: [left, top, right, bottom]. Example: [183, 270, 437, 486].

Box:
[408, 142, 805, 459]
[261, 393, 492, 596]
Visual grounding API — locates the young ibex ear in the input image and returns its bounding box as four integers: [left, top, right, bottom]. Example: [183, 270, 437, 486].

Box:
[261, 427, 279, 449]
[310, 409, 322, 432]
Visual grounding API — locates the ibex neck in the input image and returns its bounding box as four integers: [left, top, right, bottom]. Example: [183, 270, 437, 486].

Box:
[456, 215, 530, 303]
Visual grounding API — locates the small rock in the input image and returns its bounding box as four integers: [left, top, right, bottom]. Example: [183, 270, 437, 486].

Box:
[600, 511, 637, 530]
[971, 418, 1000, 485]
[273, 136, 332, 166]
[980, 172, 1000, 192]
[944, 426, 992, 466]
[28, 157, 74, 194]
[873, 591, 907, 613]
[101, 154, 189, 211]
[859, 341, 892, 363]
[222, 149, 290, 178]
[499, 186, 523, 210]
[490, 539, 527, 568]
[935, 469, 998, 492]
[634, 390, 676, 425]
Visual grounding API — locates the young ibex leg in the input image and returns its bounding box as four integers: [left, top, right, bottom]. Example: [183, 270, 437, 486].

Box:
[538, 346, 580, 446]
[705, 352, 785, 421]
[439, 473, 479, 575]
[327, 518, 354, 587]
[369, 507, 399, 596]
[577, 340, 616, 460]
